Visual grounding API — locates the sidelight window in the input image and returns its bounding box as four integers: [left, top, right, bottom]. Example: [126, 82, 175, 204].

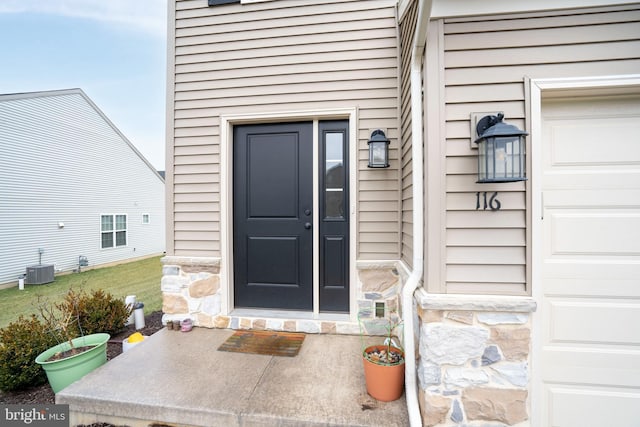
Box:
[324, 132, 346, 219]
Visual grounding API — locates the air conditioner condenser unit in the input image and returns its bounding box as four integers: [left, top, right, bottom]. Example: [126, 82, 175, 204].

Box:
[25, 264, 55, 285]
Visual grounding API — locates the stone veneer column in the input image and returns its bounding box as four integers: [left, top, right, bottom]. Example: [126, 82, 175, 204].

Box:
[161, 256, 223, 327]
[414, 292, 536, 427]
[356, 262, 406, 336]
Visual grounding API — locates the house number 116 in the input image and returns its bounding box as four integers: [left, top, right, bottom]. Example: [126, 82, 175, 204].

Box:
[476, 192, 501, 211]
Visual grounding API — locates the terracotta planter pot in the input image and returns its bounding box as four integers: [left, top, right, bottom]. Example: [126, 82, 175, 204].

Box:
[362, 345, 405, 402]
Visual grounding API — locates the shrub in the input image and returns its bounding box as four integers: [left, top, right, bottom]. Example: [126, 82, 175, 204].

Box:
[0, 315, 58, 391]
[58, 288, 132, 336]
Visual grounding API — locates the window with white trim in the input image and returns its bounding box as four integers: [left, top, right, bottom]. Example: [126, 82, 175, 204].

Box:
[101, 214, 127, 248]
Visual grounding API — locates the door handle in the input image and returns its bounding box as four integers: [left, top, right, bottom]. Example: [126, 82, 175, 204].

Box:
[304, 222, 312, 229]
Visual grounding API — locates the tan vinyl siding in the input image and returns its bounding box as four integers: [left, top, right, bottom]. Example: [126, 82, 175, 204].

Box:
[169, 0, 399, 258]
[399, 0, 418, 267]
[440, 4, 640, 295]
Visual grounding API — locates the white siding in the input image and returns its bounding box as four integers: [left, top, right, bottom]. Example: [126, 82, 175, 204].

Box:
[0, 90, 165, 285]
[169, 0, 400, 259]
[437, 4, 640, 294]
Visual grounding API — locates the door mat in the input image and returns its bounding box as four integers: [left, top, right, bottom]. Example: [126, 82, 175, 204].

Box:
[217, 330, 305, 357]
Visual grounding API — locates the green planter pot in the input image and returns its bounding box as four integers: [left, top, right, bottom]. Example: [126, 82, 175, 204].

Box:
[35, 333, 110, 393]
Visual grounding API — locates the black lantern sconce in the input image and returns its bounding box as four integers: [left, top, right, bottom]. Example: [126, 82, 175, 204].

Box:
[474, 113, 528, 183]
[367, 129, 390, 168]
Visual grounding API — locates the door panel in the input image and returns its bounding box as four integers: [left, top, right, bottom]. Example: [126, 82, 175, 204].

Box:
[233, 122, 313, 310]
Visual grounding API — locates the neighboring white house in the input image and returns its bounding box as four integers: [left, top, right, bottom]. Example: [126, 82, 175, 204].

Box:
[0, 88, 165, 286]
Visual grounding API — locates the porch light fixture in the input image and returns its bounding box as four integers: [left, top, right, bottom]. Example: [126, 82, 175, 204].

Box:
[474, 113, 528, 183]
[367, 129, 390, 168]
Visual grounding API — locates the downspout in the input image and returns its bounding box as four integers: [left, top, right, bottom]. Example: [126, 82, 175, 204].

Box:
[403, 0, 431, 426]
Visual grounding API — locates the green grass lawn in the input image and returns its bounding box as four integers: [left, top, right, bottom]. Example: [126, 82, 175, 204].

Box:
[0, 256, 163, 329]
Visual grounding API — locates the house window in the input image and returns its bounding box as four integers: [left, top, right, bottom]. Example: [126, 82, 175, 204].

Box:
[142, 214, 150, 224]
[101, 214, 127, 248]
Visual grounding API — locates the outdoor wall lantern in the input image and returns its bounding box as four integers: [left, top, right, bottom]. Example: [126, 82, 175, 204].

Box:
[367, 129, 390, 168]
[474, 113, 528, 183]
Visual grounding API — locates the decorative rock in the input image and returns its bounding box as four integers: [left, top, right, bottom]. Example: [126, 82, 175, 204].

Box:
[162, 265, 180, 276]
[422, 393, 450, 427]
[450, 399, 464, 423]
[423, 310, 444, 323]
[230, 317, 239, 329]
[491, 362, 528, 387]
[490, 327, 530, 360]
[358, 300, 373, 318]
[201, 294, 222, 316]
[359, 269, 399, 293]
[478, 313, 528, 325]
[386, 298, 398, 312]
[196, 313, 215, 328]
[162, 294, 189, 314]
[187, 297, 202, 313]
[266, 319, 283, 330]
[482, 345, 502, 366]
[213, 315, 230, 329]
[252, 319, 266, 330]
[283, 320, 297, 332]
[239, 318, 252, 329]
[418, 361, 441, 387]
[297, 320, 320, 334]
[161, 256, 220, 272]
[442, 390, 459, 396]
[420, 323, 489, 365]
[446, 311, 474, 325]
[444, 367, 489, 388]
[181, 265, 219, 274]
[462, 387, 528, 425]
[321, 322, 336, 334]
[188, 276, 220, 298]
[161, 275, 189, 292]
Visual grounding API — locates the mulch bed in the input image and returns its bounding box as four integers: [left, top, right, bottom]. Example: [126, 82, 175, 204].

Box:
[0, 311, 164, 405]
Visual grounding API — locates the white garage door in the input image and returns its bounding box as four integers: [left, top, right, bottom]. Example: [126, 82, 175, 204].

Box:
[538, 93, 640, 426]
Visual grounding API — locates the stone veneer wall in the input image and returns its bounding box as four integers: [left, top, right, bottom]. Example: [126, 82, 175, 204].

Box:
[160, 256, 405, 336]
[415, 292, 536, 427]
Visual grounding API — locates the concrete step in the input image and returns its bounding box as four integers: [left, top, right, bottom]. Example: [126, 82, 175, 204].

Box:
[57, 328, 409, 426]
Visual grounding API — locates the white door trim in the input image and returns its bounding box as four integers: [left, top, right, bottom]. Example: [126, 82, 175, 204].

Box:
[220, 108, 358, 320]
[529, 74, 640, 426]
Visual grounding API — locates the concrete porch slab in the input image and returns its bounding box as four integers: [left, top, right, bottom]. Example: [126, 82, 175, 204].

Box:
[56, 328, 409, 427]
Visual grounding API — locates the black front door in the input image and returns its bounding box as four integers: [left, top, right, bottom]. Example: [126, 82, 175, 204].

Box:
[233, 122, 313, 310]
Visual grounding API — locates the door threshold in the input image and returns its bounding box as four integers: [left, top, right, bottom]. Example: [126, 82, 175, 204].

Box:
[231, 308, 350, 322]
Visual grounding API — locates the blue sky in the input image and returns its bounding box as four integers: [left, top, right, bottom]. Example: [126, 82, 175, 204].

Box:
[0, 0, 167, 170]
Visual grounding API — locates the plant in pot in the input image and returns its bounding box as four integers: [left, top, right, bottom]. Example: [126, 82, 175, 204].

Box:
[34, 289, 112, 393]
[361, 311, 405, 402]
